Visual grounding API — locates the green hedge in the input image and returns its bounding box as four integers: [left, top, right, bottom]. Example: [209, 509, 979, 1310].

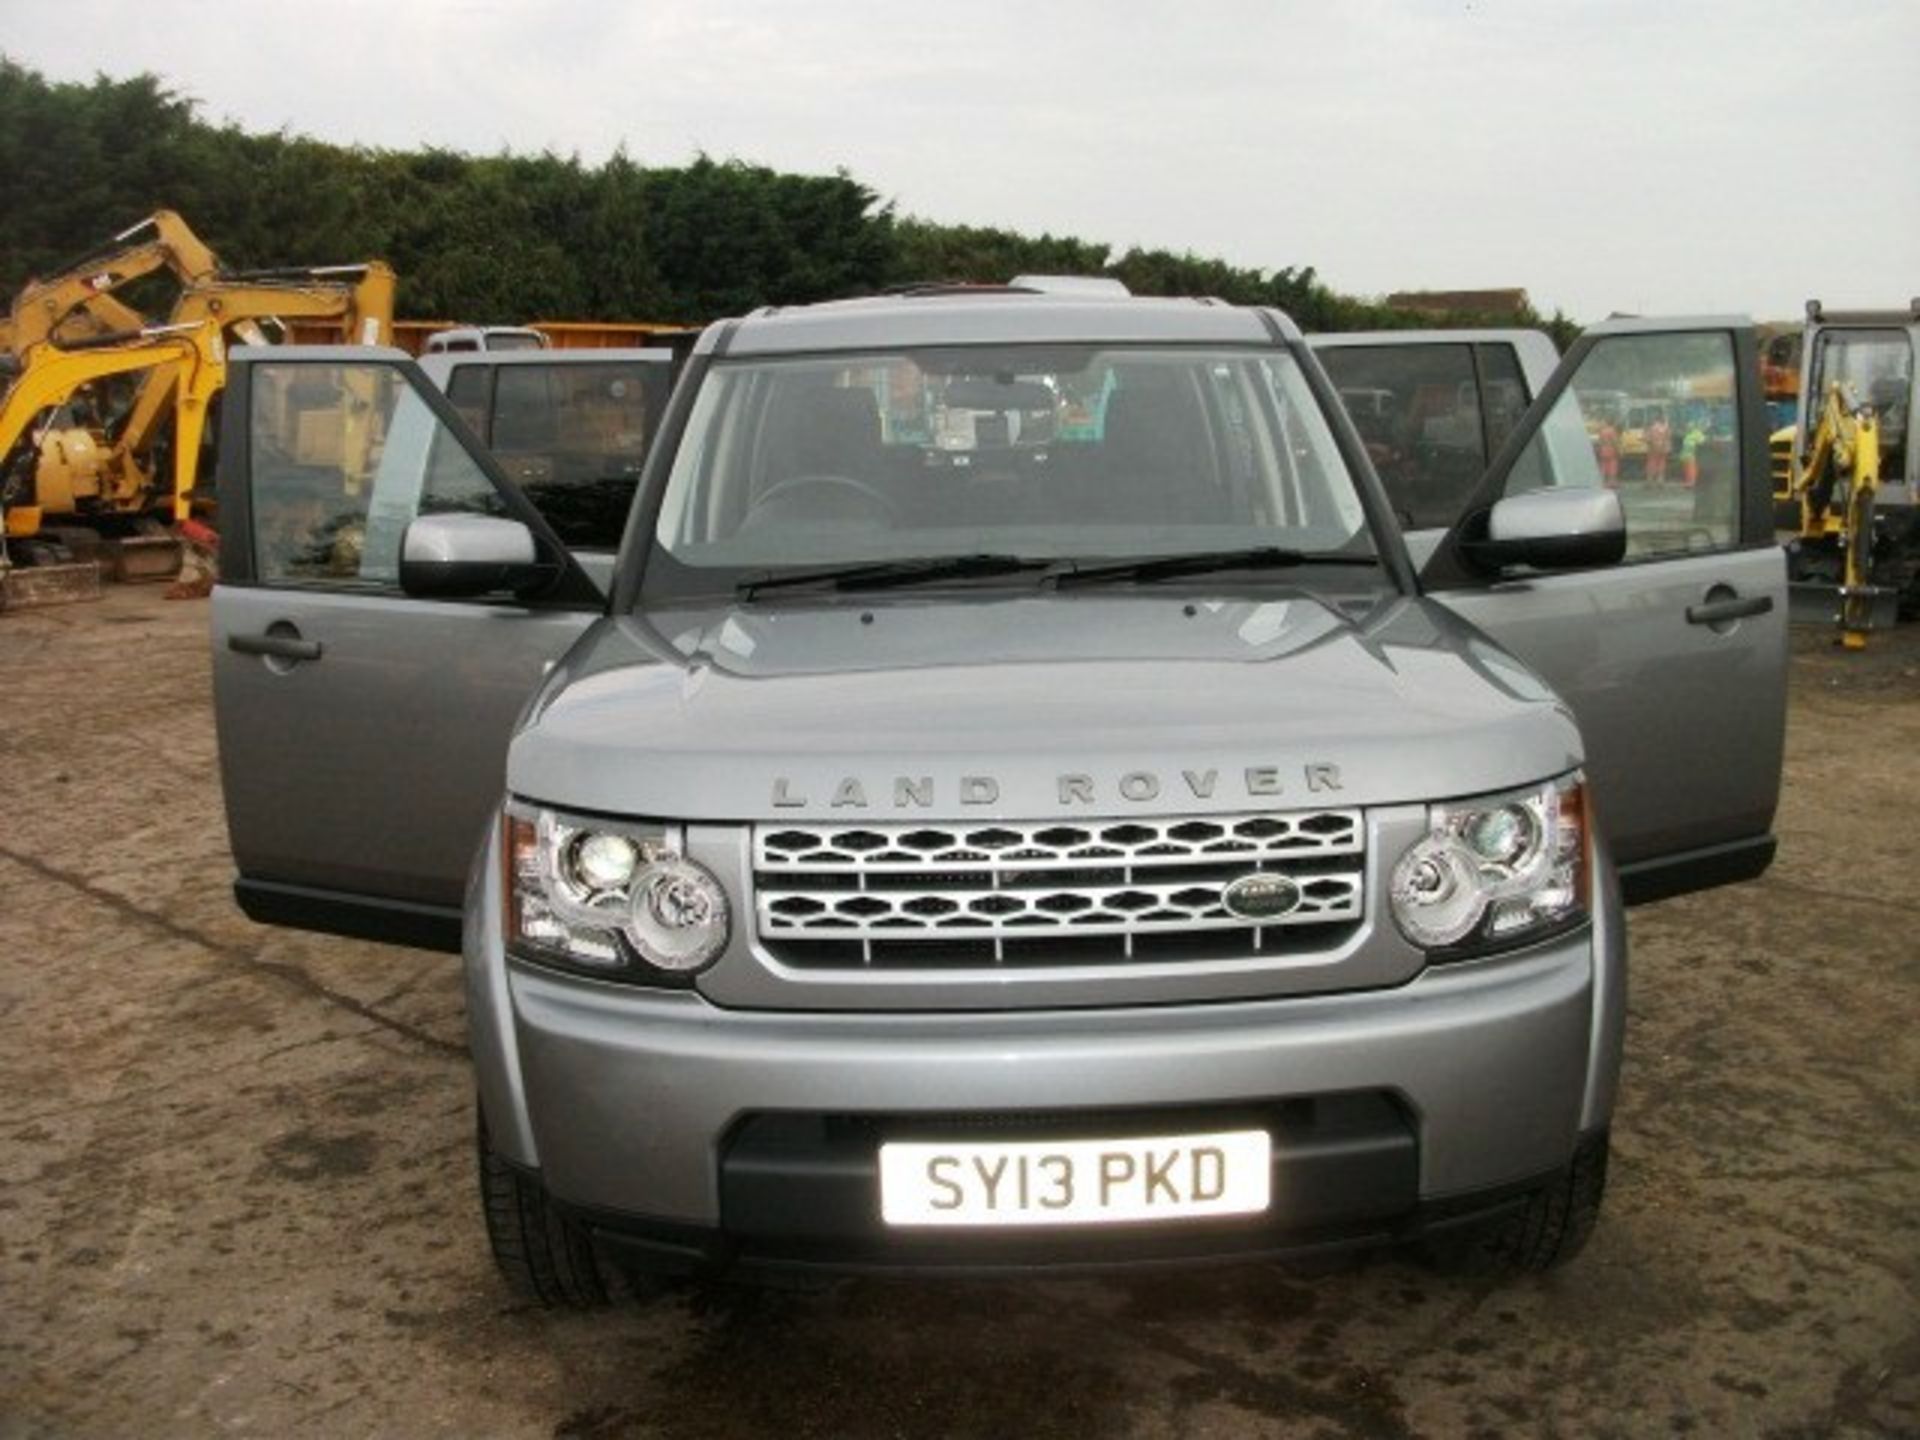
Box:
[0, 58, 1575, 344]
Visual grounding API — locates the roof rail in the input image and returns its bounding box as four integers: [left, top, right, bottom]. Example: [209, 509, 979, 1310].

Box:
[1009, 274, 1131, 297]
[877, 281, 1040, 299]
[1806, 298, 1920, 325]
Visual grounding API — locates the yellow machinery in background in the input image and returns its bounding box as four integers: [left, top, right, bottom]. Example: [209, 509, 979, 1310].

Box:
[0, 211, 222, 356]
[1774, 299, 1919, 648]
[74, 263, 396, 518]
[0, 322, 225, 599]
[1, 213, 396, 605]
[1790, 382, 1882, 649]
[2, 322, 226, 530]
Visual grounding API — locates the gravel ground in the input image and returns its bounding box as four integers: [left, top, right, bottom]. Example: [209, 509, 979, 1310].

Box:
[1, 585, 1915, 1439]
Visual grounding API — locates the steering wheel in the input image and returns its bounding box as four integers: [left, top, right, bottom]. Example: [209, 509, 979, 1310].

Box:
[746, 473, 899, 525]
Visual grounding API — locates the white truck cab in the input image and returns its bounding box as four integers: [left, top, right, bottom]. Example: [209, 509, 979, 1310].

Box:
[422, 325, 550, 355]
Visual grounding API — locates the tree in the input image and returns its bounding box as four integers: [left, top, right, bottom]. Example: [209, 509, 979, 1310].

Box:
[0, 56, 1577, 337]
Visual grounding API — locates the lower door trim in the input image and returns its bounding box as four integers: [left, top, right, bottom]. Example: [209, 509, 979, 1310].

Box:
[235, 877, 464, 954]
[1617, 835, 1776, 907]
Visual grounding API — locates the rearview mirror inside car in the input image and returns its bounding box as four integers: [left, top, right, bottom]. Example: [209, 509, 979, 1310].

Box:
[399, 514, 555, 599]
[943, 377, 1056, 412]
[1465, 487, 1627, 573]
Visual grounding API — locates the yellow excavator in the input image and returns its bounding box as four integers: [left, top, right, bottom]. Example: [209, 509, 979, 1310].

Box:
[71, 263, 396, 522]
[1776, 300, 1919, 649]
[0, 322, 225, 602]
[1790, 382, 1882, 649]
[2, 212, 396, 602]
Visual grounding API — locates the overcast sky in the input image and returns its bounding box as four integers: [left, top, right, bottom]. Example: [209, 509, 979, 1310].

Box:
[6, 0, 1916, 321]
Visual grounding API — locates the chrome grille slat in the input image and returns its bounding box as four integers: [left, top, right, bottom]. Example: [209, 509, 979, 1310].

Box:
[752, 812, 1365, 963]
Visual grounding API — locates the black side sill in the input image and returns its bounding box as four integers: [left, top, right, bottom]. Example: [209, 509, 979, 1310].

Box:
[1618, 834, 1776, 908]
[235, 877, 464, 954]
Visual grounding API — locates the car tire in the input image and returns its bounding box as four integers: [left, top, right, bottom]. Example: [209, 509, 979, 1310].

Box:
[1428, 1131, 1609, 1274]
[477, 1107, 609, 1308]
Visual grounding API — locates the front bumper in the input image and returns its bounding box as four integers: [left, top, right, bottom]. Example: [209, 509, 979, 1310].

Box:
[465, 818, 1626, 1269]
[502, 929, 1608, 1218]
[560, 1102, 1597, 1277]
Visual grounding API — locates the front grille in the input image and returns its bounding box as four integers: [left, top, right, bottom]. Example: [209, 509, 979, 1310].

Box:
[752, 812, 1365, 968]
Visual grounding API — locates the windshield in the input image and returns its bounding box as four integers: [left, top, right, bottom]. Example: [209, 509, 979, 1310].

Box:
[643, 345, 1374, 599]
[1810, 328, 1912, 455]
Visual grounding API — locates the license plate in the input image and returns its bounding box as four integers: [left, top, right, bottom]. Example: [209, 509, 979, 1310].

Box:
[878, 1129, 1271, 1228]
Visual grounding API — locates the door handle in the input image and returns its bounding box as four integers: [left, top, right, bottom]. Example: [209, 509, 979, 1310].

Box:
[229, 631, 324, 662]
[1686, 593, 1773, 626]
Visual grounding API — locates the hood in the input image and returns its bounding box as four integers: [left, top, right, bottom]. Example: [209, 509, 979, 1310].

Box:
[507, 591, 1580, 821]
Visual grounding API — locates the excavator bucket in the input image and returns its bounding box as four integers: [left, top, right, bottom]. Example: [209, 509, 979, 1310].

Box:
[0, 563, 100, 610]
[0, 538, 100, 609]
[1787, 580, 1898, 632]
[100, 531, 185, 583]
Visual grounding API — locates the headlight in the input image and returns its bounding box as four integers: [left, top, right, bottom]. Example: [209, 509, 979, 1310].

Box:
[1389, 774, 1588, 955]
[503, 805, 729, 983]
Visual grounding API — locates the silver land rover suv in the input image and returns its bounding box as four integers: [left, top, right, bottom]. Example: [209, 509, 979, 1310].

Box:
[210, 287, 1787, 1303]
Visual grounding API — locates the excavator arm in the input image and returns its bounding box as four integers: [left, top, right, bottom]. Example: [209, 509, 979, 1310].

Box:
[1792, 380, 1883, 648]
[0, 211, 224, 358]
[109, 263, 396, 468]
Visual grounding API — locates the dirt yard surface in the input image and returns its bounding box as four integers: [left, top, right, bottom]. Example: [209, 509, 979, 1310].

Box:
[1, 587, 1915, 1439]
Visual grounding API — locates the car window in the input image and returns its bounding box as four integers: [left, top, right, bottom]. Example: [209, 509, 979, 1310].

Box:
[1476, 343, 1530, 458]
[486, 362, 669, 549]
[1498, 333, 1742, 561]
[247, 361, 506, 590]
[646, 345, 1373, 596]
[444, 364, 492, 437]
[1316, 343, 1486, 530]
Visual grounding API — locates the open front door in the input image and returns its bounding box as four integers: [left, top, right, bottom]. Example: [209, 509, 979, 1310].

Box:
[1425, 319, 1787, 904]
[210, 347, 607, 952]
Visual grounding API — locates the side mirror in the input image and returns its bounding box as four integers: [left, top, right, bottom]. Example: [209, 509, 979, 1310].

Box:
[399, 514, 553, 599]
[1465, 487, 1627, 573]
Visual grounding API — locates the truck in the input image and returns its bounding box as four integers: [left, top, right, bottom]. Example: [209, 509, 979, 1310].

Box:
[206, 287, 1786, 1303]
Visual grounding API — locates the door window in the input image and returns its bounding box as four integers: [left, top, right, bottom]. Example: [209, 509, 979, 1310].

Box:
[486, 363, 666, 549]
[1497, 333, 1742, 560]
[444, 363, 492, 438]
[1476, 343, 1530, 458]
[247, 361, 506, 589]
[1316, 343, 1487, 530]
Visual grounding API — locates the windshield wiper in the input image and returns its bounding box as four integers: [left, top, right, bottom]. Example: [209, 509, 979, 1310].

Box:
[737, 553, 1052, 599]
[1050, 546, 1378, 590]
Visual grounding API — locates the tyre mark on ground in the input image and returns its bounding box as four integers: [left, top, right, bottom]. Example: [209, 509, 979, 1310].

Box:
[0, 846, 464, 1060]
[1751, 874, 1920, 918]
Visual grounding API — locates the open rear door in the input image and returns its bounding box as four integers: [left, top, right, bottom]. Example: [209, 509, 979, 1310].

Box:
[210, 346, 607, 951]
[1423, 319, 1787, 904]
